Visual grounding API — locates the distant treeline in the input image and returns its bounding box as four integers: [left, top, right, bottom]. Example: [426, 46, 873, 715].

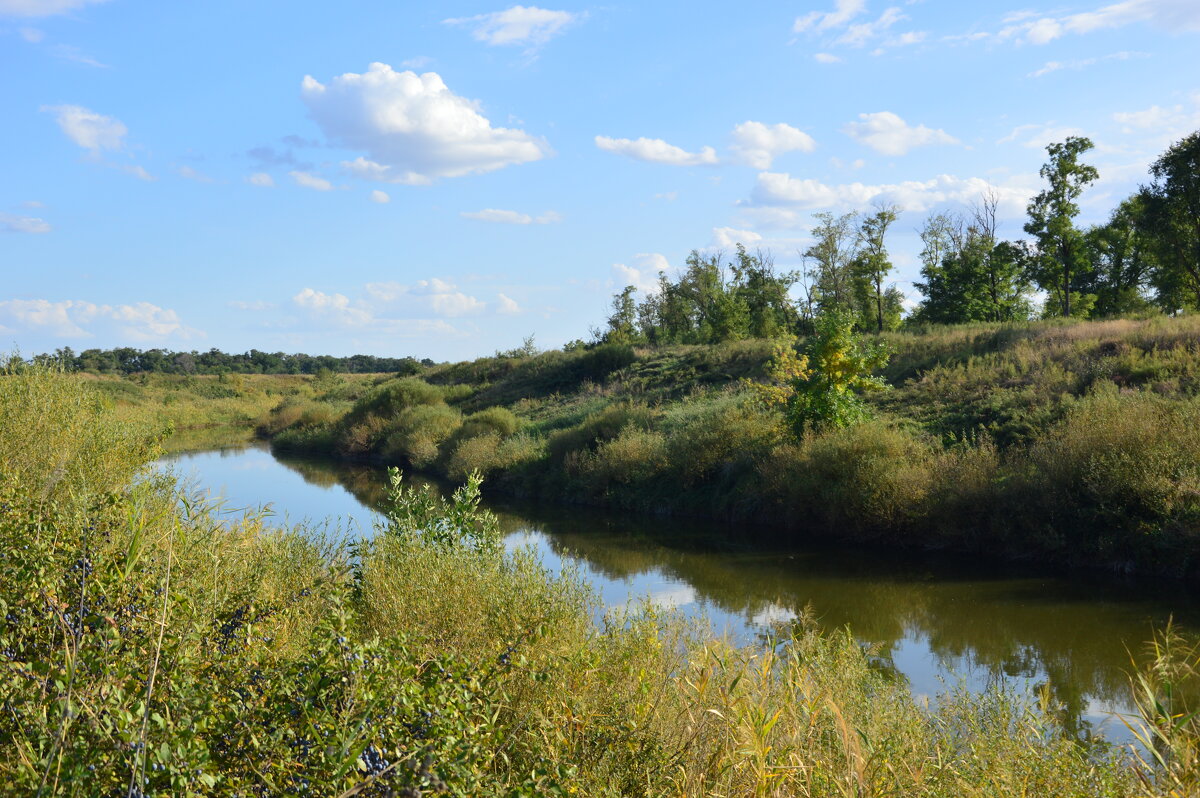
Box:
[36, 346, 434, 375]
[597, 130, 1200, 343]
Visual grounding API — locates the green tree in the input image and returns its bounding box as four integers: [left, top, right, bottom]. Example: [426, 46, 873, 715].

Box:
[1142, 131, 1200, 311]
[604, 285, 641, 345]
[853, 204, 901, 332]
[1024, 136, 1100, 317]
[804, 212, 860, 314]
[1080, 194, 1156, 316]
[754, 309, 890, 435]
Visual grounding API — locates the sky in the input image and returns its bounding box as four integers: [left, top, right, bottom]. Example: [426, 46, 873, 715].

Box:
[2, 0, 1199, 361]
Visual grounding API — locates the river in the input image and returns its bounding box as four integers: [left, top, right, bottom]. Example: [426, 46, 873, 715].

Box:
[159, 437, 1200, 744]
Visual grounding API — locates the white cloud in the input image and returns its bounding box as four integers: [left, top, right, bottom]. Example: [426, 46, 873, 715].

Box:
[1005, 0, 1200, 45]
[843, 111, 959, 155]
[365, 281, 408, 302]
[122, 164, 156, 181]
[1113, 101, 1200, 133]
[42, 104, 126, 151]
[813, 52, 842, 63]
[794, 0, 866, 33]
[400, 55, 432, 69]
[612, 253, 670, 294]
[0, 212, 51, 234]
[302, 63, 548, 184]
[747, 172, 1036, 217]
[496, 293, 521, 314]
[0, 0, 108, 17]
[22, 200, 44, 208]
[595, 135, 719, 166]
[49, 43, 107, 68]
[1029, 50, 1147, 78]
[836, 6, 906, 46]
[370, 189, 391, 204]
[0, 299, 199, 340]
[712, 227, 763, 249]
[998, 122, 1087, 149]
[247, 172, 275, 187]
[410, 278, 487, 317]
[444, 5, 582, 49]
[18, 26, 42, 41]
[289, 170, 334, 191]
[293, 288, 371, 325]
[431, 292, 485, 317]
[730, 121, 816, 168]
[460, 208, 560, 224]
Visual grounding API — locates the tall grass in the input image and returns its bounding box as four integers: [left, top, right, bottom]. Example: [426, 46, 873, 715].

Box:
[6, 364, 1200, 794]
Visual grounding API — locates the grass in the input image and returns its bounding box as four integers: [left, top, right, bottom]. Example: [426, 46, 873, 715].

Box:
[8, 362, 1200, 795]
[227, 315, 1200, 576]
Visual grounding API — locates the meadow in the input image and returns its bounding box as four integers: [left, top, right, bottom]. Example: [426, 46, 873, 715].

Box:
[5, 359, 1200, 795]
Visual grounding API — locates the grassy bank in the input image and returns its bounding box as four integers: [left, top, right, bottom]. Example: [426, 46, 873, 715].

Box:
[252, 315, 1200, 577]
[5, 363, 1200, 795]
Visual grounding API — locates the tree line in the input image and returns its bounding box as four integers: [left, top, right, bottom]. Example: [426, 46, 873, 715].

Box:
[600, 130, 1200, 341]
[36, 347, 434, 375]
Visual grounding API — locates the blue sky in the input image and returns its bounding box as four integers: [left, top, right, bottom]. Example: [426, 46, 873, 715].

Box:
[2, 0, 1198, 360]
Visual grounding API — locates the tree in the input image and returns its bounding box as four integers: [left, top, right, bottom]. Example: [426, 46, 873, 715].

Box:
[1080, 195, 1156, 316]
[752, 309, 891, 435]
[804, 212, 860, 314]
[853, 203, 901, 332]
[1024, 136, 1100, 317]
[603, 286, 641, 345]
[1141, 131, 1200, 311]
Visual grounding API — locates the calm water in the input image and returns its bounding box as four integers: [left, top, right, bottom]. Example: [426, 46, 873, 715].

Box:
[159, 439, 1200, 743]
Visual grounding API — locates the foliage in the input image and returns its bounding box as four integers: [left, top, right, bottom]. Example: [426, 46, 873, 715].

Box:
[1024, 136, 1101, 318]
[755, 310, 892, 435]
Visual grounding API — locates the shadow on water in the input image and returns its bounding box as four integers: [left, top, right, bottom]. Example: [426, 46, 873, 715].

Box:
[160, 436, 1200, 744]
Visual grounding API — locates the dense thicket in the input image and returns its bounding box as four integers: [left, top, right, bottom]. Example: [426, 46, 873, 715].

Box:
[38, 346, 433, 375]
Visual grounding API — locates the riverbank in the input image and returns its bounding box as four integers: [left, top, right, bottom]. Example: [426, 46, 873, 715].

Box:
[246, 315, 1200, 578]
[3, 361, 1198, 795]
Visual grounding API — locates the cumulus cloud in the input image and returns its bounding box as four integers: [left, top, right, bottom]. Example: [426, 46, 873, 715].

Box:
[0, 0, 108, 17]
[0, 212, 51, 234]
[302, 63, 548, 185]
[370, 189, 391, 204]
[712, 227, 764, 249]
[460, 208, 560, 224]
[290, 170, 334, 191]
[0, 299, 200, 340]
[293, 288, 371, 325]
[42, 104, 126, 151]
[793, 1, 923, 53]
[1113, 99, 1200, 134]
[496, 293, 521, 314]
[747, 172, 1036, 217]
[413, 278, 486, 317]
[444, 5, 582, 49]
[1001, 0, 1200, 45]
[595, 135, 718, 166]
[612, 253, 670, 294]
[813, 52, 842, 63]
[844, 111, 959, 155]
[730, 121, 816, 169]
[247, 172, 275, 187]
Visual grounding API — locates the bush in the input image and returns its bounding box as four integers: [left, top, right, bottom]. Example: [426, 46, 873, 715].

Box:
[382, 404, 463, 468]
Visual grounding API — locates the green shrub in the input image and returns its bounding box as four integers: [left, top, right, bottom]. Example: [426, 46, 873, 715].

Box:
[381, 404, 463, 468]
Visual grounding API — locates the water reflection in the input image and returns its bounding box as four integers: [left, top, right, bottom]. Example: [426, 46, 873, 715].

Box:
[159, 439, 1200, 743]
